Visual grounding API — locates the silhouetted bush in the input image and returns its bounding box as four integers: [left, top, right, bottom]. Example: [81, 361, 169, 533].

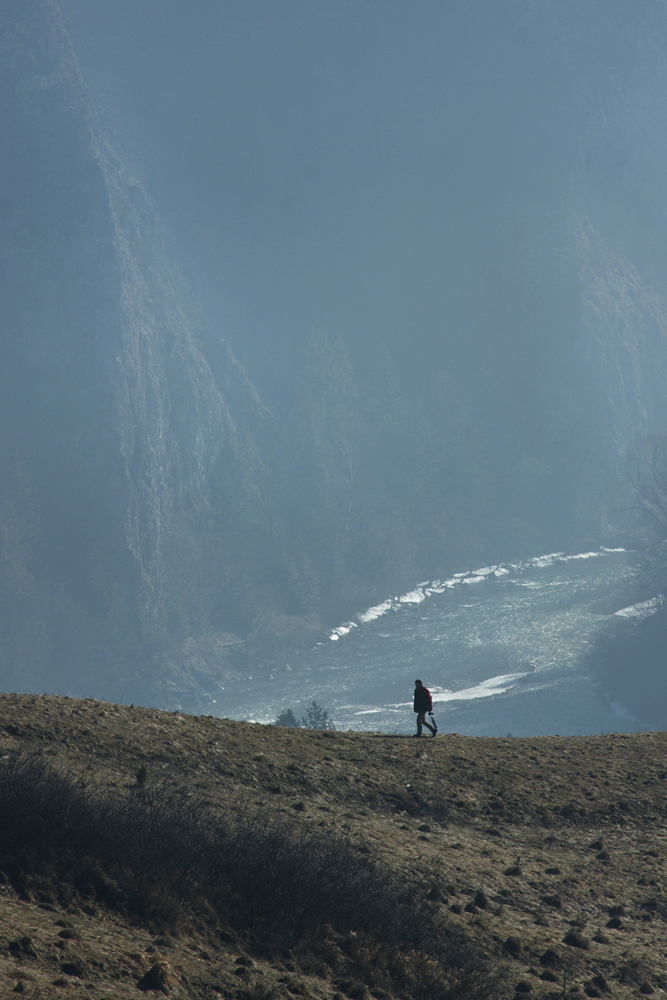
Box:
[0, 753, 497, 999]
[301, 700, 334, 730]
[274, 708, 299, 727]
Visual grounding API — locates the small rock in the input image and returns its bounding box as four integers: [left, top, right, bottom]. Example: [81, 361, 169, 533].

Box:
[592, 974, 610, 993]
[539, 949, 560, 968]
[589, 838, 604, 850]
[596, 850, 610, 861]
[418, 823, 431, 832]
[503, 936, 522, 956]
[449, 903, 462, 914]
[542, 894, 561, 909]
[540, 971, 559, 983]
[584, 984, 601, 998]
[606, 917, 622, 929]
[545, 866, 561, 875]
[563, 931, 589, 950]
[515, 981, 532, 993]
[504, 864, 522, 876]
[608, 904, 626, 917]
[291, 801, 306, 811]
[138, 963, 171, 994]
[60, 962, 83, 978]
[639, 984, 655, 996]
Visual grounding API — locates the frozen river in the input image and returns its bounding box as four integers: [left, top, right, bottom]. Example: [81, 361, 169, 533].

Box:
[214, 547, 649, 736]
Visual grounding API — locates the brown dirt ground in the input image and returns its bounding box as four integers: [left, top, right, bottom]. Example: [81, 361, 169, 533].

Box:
[1, 693, 667, 999]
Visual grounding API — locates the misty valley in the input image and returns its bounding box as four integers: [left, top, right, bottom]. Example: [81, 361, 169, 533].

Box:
[223, 546, 661, 736]
[2, 1, 667, 734]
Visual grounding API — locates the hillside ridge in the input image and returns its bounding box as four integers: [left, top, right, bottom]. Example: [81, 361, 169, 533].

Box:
[1, 694, 667, 999]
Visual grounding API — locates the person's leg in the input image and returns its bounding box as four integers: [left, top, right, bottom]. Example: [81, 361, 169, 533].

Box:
[423, 716, 436, 735]
[416, 712, 424, 736]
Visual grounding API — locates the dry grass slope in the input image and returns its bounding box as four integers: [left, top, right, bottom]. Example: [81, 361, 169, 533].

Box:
[0, 693, 666, 999]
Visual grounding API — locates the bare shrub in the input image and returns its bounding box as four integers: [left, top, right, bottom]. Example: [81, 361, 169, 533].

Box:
[274, 708, 299, 727]
[0, 753, 496, 1000]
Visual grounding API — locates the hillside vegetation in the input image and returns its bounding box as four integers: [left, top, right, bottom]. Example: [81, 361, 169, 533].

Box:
[0, 695, 667, 998]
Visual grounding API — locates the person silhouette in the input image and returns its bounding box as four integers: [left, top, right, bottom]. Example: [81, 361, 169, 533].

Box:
[413, 679, 436, 737]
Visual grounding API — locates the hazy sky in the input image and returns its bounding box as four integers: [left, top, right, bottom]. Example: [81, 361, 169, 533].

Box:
[60, 1, 667, 405]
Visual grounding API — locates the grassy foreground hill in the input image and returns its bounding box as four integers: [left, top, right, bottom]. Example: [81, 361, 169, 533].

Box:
[0, 696, 667, 998]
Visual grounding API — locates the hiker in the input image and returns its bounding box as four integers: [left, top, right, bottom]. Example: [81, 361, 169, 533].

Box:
[413, 679, 437, 737]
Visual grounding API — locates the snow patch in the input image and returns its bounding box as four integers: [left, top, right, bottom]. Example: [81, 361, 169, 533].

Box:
[430, 672, 529, 703]
[614, 598, 660, 619]
[559, 551, 601, 561]
[399, 589, 426, 604]
[358, 600, 393, 623]
[326, 546, 630, 644]
[329, 622, 358, 640]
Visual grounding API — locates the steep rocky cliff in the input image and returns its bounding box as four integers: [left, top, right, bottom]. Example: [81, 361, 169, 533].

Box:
[0, 1, 294, 704]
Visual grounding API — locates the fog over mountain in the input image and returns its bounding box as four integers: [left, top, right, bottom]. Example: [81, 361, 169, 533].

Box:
[2, 0, 667, 716]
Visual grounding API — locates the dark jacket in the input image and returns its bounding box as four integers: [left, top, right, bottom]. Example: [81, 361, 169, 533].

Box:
[413, 685, 433, 713]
